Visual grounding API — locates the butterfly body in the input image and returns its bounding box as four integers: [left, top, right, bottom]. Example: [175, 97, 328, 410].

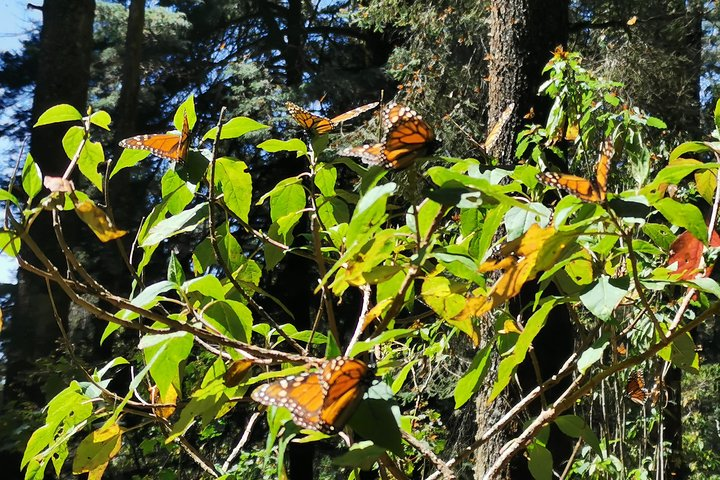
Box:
[342, 102, 437, 170]
[251, 357, 373, 434]
[625, 369, 649, 405]
[537, 139, 613, 203]
[286, 101, 379, 136]
[119, 112, 191, 162]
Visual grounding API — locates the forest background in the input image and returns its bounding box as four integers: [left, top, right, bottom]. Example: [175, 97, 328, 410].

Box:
[1, 1, 720, 479]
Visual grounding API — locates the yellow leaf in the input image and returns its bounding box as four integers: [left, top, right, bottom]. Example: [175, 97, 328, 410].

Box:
[627, 15, 638, 26]
[500, 319, 521, 334]
[456, 225, 575, 324]
[564, 122, 579, 141]
[72, 423, 122, 475]
[74, 200, 127, 242]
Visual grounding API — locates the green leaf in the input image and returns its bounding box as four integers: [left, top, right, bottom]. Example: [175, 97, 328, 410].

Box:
[332, 441, 385, 469]
[270, 182, 305, 222]
[528, 443, 553, 480]
[140, 331, 194, 399]
[346, 183, 395, 246]
[140, 203, 208, 247]
[577, 334, 609, 374]
[347, 382, 403, 455]
[89, 110, 111, 130]
[22, 154, 42, 202]
[34, 104, 82, 126]
[454, 344, 493, 408]
[659, 330, 699, 373]
[314, 164, 337, 196]
[183, 274, 224, 300]
[654, 198, 707, 243]
[192, 221, 245, 273]
[167, 252, 185, 285]
[715, 99, 720, 132]
[62, 126, 104, 191]
[116, 280, 177, 320]
[214, 157, 252, 222]
[391, 361, 417, 394]
[202, 116, 269, 141]
[167, 378, 228, 442]
[110, 148, 150, 178]
[579, 276, 628, 321]
[555, 415, 601, 454]
[646, 116, 667, 129]
[203, 300, 253, 342]
[258, 138, 307, 156]
[174, 95, 196, 131]
[668, 145, 716, 164]
[0, 230, 21, 257]
[21, 382, 93, 473]
[161, 168, 194, 215]
[0, 189, 19, 207]
[490, 299, 555, 402]
[642, 223, 675, 250]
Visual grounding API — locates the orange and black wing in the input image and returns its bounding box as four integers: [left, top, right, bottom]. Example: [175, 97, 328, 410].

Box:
[340, 142, 385, 165]
[286, 101, 334, 135]
[381, 104, 436, 169]
[625, 370, 648, 405]
[342, 103, 436, 170]
[318, 358, 373, 432]
[593, 138, 613, 201]
[251, 371, 328, 432]
[119, 112, 190, 162]
[330, 102, 379, 126]
[537, 138, 613, 203]
[537, 172, 601, 202]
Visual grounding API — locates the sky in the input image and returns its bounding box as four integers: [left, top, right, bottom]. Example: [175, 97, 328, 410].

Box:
[0, 1, 39, 284]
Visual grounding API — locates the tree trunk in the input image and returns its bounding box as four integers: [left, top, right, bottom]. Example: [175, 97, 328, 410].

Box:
[115, 0, 145, 140]
[486, 0, 568, 166]
[2, 1, 94, 477]
[477, 1, 569, 478]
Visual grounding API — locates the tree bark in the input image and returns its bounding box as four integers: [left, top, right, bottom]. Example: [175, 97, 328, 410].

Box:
[477, 1, 569, 478]
[487, 0, 568, 166]
[2, 1, 94, 477]
[115, 0, 145, 140]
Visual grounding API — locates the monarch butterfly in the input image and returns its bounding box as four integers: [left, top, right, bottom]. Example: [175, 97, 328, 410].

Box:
[341, 102, 437, 170]
[119, 111, 191, 162]
[537, 138, 614, 203]
[286, 101, 379, 136]
[625, 369, 649, 405]
[251, 357, 374, 434]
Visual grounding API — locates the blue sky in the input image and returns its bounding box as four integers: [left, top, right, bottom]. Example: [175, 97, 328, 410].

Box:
[0, 1, 39, 53]
[0, 1, 39, 284]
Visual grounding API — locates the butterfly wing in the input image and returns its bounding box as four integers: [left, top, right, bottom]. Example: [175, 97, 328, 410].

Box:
[329, 102, 379, 125]
[286, 101, 334, 135]
[251, 372, 328, 431]
[593, 138, 613, 202]
[381, 106, 436, 169]
[537, 171, 602, 202]
[318, 358, 372, 432]
[340, 143, 385, 165]
[118, 112, 190, 162]
[625, 370, 648, 405]
[251, 357, 373, 434]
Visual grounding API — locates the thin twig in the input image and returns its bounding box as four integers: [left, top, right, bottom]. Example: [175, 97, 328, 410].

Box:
[345, 284, 372, 355]
[222, 412, 261, 471]
[205, 107, 304, 353]
[401, 430, 456, 480]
